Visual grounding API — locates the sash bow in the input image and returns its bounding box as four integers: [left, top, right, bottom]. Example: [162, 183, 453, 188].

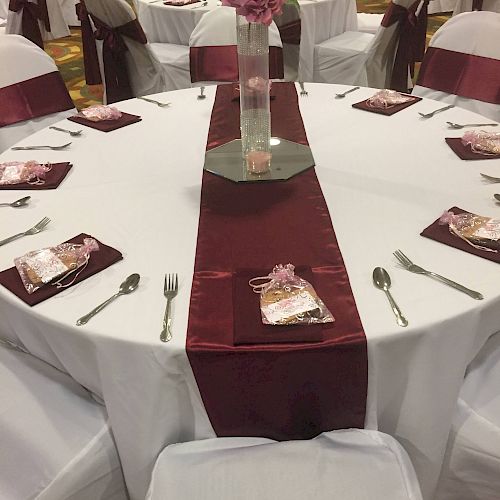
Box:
[8, 0, 44, 48]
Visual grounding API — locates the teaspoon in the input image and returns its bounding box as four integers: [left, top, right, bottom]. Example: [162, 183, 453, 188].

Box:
[373, 267, 408, 327]
[335, 86, 360, 99]
[494, 194, 500, 202]
[49, 126, 83, 136]
[0, 196, 31, 208]
[76, 273, 140, 326]
[447, 121, 498, 130]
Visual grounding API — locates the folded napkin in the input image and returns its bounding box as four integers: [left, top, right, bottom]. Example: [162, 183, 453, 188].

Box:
[0, 233, 123, 306]
[164, 0, 200, 5]
[421, 206, 500, 264]
[445, 138, 500, 160]
[68, 112, 141, 132]
[232, 267, 324, 345]
[0, 162, 72, 190]
[352, 95, 421, 116]
[231, 83, 277, 102]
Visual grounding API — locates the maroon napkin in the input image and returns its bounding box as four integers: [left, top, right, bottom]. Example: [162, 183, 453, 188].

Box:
[0, 162, 72, 190]
[233, 267, 324, 345]
[68, 112, 141, 132]
[231, 83, 277, 102]
[445, 138, 500, 160]
[164, 0, 200, 5]
[0, 233, 123, 306]
[421, 206, 500, 264]
[352, 95, 421, 116]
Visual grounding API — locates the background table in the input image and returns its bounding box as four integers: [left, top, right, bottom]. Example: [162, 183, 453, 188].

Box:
[135, 0, 357, 81]
[0, 83, 499, 500]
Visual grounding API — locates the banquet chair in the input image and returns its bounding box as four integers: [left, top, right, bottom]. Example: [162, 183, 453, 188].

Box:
[412, 11, 500, 121]
[189, 7, 284, 85]
[6, 0, 70, 47]
[314, 0, 428, 91]
[0, 34, 75, 153]
[0, 343, 128, 500]
[146, 430, 423, 500]
[434, 332, 500, 500]
[453, 0, 500, 14]
[82, 0, 165, 103]
[60, 0, 80, 26]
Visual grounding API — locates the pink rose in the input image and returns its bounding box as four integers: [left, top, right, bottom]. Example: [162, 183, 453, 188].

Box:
[222, 0, 285, 25]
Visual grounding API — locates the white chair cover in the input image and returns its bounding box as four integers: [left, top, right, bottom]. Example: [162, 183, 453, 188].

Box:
[453, 0, 500, 14]
[429, 0, 457, 13]
[356, 12, 383, 34]
[0, 34, 75, 153]
[60, 0, 80, 26]
[6, 0, 70, 41]
[435, 332, 500, 500]
[147, 430, 423, 500]
[188, 7, 283, 85]
[314, 0, 423, 89]
[412, 11, 500, 121]
[0, 0, 8, 25]
[83, 0, 164, 103]
[0, 343, 127, 500]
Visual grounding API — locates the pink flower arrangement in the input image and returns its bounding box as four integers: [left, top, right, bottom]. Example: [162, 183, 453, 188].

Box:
[222, 0, 286, 25]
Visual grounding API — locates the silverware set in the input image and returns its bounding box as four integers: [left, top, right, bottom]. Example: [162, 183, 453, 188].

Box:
[161, 273, 178, 342]
[11, 142, 72, 151]
[0, 217, 50, 247]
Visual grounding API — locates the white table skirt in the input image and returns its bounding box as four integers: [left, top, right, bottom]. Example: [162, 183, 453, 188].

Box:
[136, 0, 357, 81]
[1, 83, 499, 500]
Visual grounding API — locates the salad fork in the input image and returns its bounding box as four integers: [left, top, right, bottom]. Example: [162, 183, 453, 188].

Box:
[160, 273, 178, 342]
[298, 82, 308, 97]
[447, 121, 498, 129]
[393, 249, 483, 300]
[418, 104, 454, 119]
[0, 217, 50, 247]
[335, 86, 360, 99]
[137, 96, 171, 108]
[11, 142, 71, 151]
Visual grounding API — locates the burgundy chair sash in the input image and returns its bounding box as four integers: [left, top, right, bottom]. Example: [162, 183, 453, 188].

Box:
[472, 0, 483, 9]
[417, 47, 500, 104]
[0, 71, 74, 127]
[276, 19, 301, 45]
[190, 46, 284, 83]
[76, 1, 101, 85]
[9, 0, 44, 48]
[382, 0, 429, 92]
[89, 14, 147, 103]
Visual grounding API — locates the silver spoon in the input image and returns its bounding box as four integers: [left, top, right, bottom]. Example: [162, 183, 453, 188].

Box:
[494, 194, 500, 202]
[197, 86, 206, 100]
[76, 273, 140, 326]
[335, 86, 360, 99]
[0, 196, 31, 208]
[480, 173, 500, 183]
[11, 142, 72, 151]
[49, 126, 83, 136]
[418, 104, 454, 119]
[447, 121, 498, 130]
[373, 267, 408, 327]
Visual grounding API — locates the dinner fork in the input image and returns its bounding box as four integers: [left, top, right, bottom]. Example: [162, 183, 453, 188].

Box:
[49, 126, 83, 136]
[298, 82, 308, 97]
[393, 249, 483, 300]
[447, 121, 498, 130]
[418, 104, 454, 119]
[335, 86, 360, 99]
[160, 273, 178, 342]
[11, 142, 72, 151]
[137, 96, 171, 107]
[0, 217, 50, 247]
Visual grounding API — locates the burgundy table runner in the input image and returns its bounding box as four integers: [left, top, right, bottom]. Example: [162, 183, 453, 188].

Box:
[186, 83, 367, 441]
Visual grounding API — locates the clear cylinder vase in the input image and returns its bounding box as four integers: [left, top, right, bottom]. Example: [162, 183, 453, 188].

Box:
[236, 14, 271, 175]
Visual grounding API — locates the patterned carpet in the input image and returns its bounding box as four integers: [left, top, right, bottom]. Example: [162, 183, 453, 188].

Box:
[44, 3, 450, 110]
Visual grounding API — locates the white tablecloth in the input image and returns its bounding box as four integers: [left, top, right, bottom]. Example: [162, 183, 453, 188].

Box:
[1, 84, 499, 500]
[136, 0, 357, 81]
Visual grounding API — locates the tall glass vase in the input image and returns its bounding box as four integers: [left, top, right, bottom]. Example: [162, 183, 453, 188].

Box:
[236, 14, 271, 174]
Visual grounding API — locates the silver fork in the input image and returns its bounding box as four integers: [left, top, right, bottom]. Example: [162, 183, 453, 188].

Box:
[393, 249, 483, 300]
[335, 86, 360, 99]
[0, 217, 51, 247]
[11, 142, 71, 150]
[480, 173, 500, 183]
[298, 82, 308, 97]
[447, 121, 498, 129]
[418, 104, 454, 119]
[160, 273, 178, 342]
[137, 96, 171, 108]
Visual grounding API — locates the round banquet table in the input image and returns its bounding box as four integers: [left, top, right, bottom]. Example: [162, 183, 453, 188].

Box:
[135, 0, 358, 81]
[1, 83, 500, 500]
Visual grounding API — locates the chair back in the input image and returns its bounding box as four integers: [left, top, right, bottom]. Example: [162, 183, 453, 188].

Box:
[0, 34, 75, 152]
[453, 0, 500, 15]
[413, 11, 500, 120]
[189, 7, 283, 84]
[83, 0, 164, 103]
[147, 430, 423, 500]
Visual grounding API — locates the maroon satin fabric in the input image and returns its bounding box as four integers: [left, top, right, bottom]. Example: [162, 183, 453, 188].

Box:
[0, 72, 74, 127]
[276, 19, 301, 45]
[89, 15, 147, 104]
[417, 47, 500, 104]
[189, 46, 284, 83]
[9, 0, 43, 48]
[472, 0, 483, 9]
[186, 83, 367, 440]
[382, 0, 428, 92]
[76, 1, 102, 85]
